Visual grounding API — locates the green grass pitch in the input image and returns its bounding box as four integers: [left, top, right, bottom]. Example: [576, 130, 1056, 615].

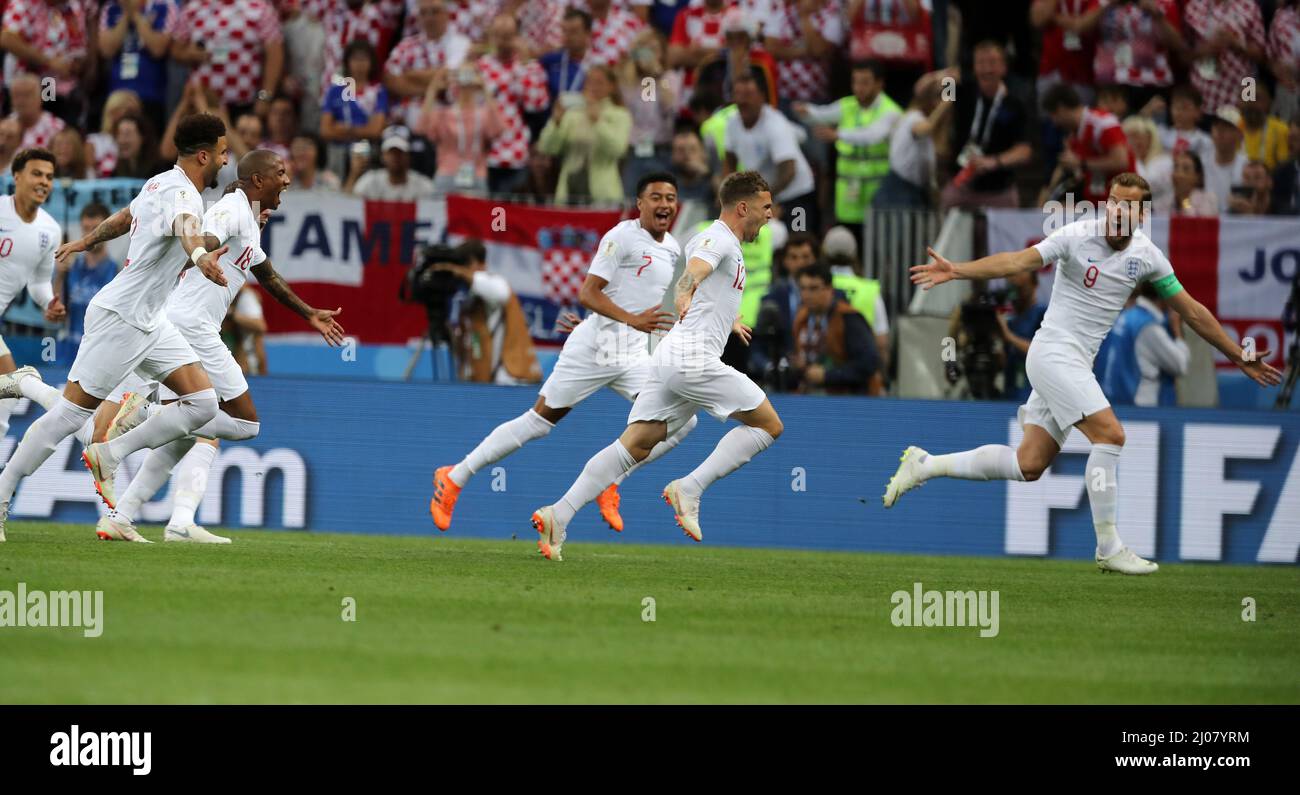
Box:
[1, 522, 1296, 704]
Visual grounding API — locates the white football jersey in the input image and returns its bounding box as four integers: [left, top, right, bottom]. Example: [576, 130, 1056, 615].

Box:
[0, 195, 60, 310]
[90, 166, 207, 332]
[666, 219, 746, 361]
[1032, 218, 1177, 361]
[571, 219, 680, 360]
[167, 189, 267, 336]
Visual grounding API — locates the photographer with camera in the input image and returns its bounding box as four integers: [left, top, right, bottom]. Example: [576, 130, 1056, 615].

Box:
[947, 281, 1008, 400]
[997, 270, 1048, 402]
[791, 265, 882, 396]
[403, 240, 541, 384]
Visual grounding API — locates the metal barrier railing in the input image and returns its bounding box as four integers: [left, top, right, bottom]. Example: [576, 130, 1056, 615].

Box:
[861, 207, 944, 332]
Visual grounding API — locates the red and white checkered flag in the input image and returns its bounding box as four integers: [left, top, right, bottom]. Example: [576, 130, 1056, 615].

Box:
[541, 249, 588, 306]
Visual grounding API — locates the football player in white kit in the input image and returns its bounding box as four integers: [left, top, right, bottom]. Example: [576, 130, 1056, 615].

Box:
[0, 114, 246, 542]
[887, 173, 1282, 574]
[430, 172, 692, 534]
[92, 149, 346, 543]
[531, 172, 785, 561]
[0, 149, 77, 460]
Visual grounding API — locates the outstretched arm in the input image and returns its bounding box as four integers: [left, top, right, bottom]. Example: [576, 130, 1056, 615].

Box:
[1165, 289, 1282, 387]
[910, 246, 1043, 289]
[251, 259, 346, 345]
[55, 206, 133, 265]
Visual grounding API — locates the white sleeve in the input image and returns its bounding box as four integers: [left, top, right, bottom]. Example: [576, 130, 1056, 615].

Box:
[687, 236, 726, 272]
[236, 288, 264, 319]
[1032, 223, 1076, 265]
[767, 116, 803, 165]
[837, 107, 901, 147]
[871, 294, 889, 335]
[588, 230, 621, 282]
[800, 102, 843, 126]
[470, 271, 511, 306]
[202, 203, 236, 245]
[1136, 323, 1190, 378]
[28, 229, 56, 309]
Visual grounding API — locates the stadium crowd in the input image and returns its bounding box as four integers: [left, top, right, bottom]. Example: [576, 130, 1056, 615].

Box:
[1, 0, 1298, 401]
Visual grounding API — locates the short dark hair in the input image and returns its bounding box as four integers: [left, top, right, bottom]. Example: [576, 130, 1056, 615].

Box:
[730, 73, 760, 96]
[1176, 149, 1206, 187]
[174, 112, 226, 157]
[1097, 84, 1128, 101]
[458, 239, 487, 265]
[973, 39, 1006, 58]
[80, 200, 111, 221]
[797, 264, 834, 287]
[1170, 83, 1203, 108]
[850, 60, 887, 81]
[783, 232, 819, 258]
[718, 170, 770, 207]
[343, 38, 376, 78]
[563, 7, 592, 31]
[1112, 171, 1153, 204]
[11, 147, 55, 175]
[1042, 83, 1082, 113]
[636, 171, 678, 196]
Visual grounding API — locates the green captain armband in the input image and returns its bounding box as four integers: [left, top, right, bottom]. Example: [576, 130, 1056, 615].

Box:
[1151, 273, 1183, 299]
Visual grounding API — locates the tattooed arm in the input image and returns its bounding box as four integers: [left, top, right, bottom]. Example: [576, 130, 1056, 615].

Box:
[674, 256, 715, 319]
[251, 258, 347, 346]
[55, 206, 133, 265]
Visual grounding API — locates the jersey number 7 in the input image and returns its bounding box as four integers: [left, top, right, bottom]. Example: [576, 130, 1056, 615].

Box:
[636, 254, 652, 276]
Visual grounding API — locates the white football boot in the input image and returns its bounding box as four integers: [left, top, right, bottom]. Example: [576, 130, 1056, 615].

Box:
[165, 524, 231, 544]
[662, 480, 702, 542]
[530, 505, 566, 561]
[0, 500, 8, 542]
[82, 443, 120, 509]
[1096, 546, 1159, 575]
[0, 365, 41, 399]
[883, 446, 929, 508]
[107, 392, 151, 441]
[95, 514, 152, 543]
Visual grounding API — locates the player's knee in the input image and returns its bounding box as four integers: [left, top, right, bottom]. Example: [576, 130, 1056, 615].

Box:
[179, 391, 219, 426]
[765, 417, 784, 439]
[1018, 453, 1049, 482]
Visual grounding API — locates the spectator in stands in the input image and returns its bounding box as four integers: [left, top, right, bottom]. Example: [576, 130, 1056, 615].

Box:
[476, 13, 549, 196]
[794, 61, 900, 231]
[620, 28, 682, 197]
[279, 0, 326, 131]
[667, 0, 733, 88]
[111, 112, 164, 178]
[1155, 84, 1215, 165]
[444, 239, 543, 385]
[1227, 160, 1274, 215]
[585, 0, 645, 67]
[0, 0, 91, 124]
[497, 0, 565, 54]
[725, 74, 817, 231]
[1269, 0, 1300, 121]
[791, 265, 881, 396]
[1074, 0, 1183, 109]
[1042, 83, 1135, 205]
[98, 0, 177, 122]
[997, 269, 1047, 403]
[1239, 81, 1290, 171]
[846, 0, 933, 105]
[540, 8, 593, 115]
[384, 0, 471, 129]
[1031, 0, 1098, 107]
[418, 65, 504, 196]
[1123, 115, 1173, 213]
[86, 89, 142, 177]
[1096, 84, 1130, 120]
[940, 41, 1033, 210]
[289, 132, 342, 191]
[0, 118, 20, 176]
[6, 74, 65, 150]
[51, 127, 92, 179]
[537, 64, 631, 204]
[1097, 281, 1188, 407]
[696, 9, 778, 106]
[262, 96, 298, 161]
[1204, 104, 1248, 210]
[347, 125, 436, 200]
[669, 126, 714, 202]
[1272, 112, 1300, 214]
[170, 0, 284, 119]
[321, 38, 390, 175]
[875, 70, 949, 210]
[823, 224, 889, 372]
[764, 0, 845, 106]
[56, 202, 120, 365]
[1171, 148, 1219, 215]
[1182, 0, 1266, 116]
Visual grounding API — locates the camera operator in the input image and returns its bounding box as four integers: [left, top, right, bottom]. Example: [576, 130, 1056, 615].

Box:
[996, 270, 1047, 402]
[750, 232, 820, 390]
[791, 265, 882, 395]
[948, 280, 1007, 400]
[444, 241, 542, 384]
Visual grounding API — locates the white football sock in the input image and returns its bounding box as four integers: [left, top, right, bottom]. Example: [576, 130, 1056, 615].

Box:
[615, 415, 697, 485]
[0, 398, 93, 503]
[191, 411, 260, 441]
[0, 397, 14, 439]
[1087, 443, 1124, 558]
[168, 442, 219, 528]
[113, 437, 197, 522]
[104, 389, 218, 466]
[680, 425, 775, 498]
[74, 416, 97, 447]
[921, 445, 1026, 481]
[554, 440, 637, 527]
[450, 409, 554, 487]
[17, 374, 61, 411]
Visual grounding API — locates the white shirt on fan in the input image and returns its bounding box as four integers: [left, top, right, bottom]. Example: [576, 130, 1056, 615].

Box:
[0, 195, 60, 311]
[666, 219, 746, 363]
[573, 219, 680, 363]
[723, 107, 815, 202]
[167, 188, 267, 336]
[1032, 217, 1176, 363]
[1202, 151, 1247, 213]
[91, 165, 207, 333]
